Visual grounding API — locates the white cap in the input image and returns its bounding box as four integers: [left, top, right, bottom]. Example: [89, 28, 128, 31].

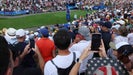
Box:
[116, 20, 125, 25]
[25, 30, 29, 35]
[16, 29, 26, 37]
[111, 24, 120, 30]
[115, 42, 129, 49]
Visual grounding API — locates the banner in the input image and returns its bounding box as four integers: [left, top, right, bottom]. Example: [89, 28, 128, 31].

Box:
[0, 10, 30, 16]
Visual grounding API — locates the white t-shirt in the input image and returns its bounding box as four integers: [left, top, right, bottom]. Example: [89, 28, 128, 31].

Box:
[127, 33, 133, 45]
[114, 36, 128, 44]
[44, 52, 80, 75]
[69, 40, 94, 73]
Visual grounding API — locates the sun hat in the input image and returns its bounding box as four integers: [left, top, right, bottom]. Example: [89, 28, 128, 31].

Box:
[5, 28, 16, 39]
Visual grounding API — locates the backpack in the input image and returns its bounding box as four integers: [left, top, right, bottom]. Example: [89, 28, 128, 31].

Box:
[51, 52, 76, 75]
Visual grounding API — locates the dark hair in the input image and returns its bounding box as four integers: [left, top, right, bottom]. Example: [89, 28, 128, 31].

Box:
[53, 29, 71, 50]
[117, 45, 133, 56]
[22, 68, 42, 75]
[0, 36, 10, 75]
[118, 55, 130, 64]
[117, 45, 133, 64]
[129, 27, 133, 32]
[118, 26, 128, 36]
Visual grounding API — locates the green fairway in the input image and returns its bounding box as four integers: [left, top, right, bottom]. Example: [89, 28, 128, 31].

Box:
[0, 10, 94, 30]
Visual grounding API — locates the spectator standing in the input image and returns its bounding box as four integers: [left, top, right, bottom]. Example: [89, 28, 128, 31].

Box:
[35, 28, 55, 71]
[44, 29, 80, 75]
[127, 27, 133, 46]
[0, 36, 13, 75]
[13, 29, 36, 75]
[4, 28, 17, 45]
[69, 26, 93, 74]
[99, 21, 112, 52]
[114, 26, 128, 44]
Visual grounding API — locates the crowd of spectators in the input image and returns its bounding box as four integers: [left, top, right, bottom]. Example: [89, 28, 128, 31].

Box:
[1, 0, 133, 75]
[0, 0, 84, 14]
[0, 0, 133, 14]
[0, 0, 67, 14]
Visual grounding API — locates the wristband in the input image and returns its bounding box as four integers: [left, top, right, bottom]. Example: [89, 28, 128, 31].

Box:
[76, 58, 83, 63]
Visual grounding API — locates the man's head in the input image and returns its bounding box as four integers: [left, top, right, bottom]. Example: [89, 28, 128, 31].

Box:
[53, 29, 71, 50]
[78, 26, 90, 41]
[5, 28, 16, 39]
[101, 21, 112, 31]
[118, 26, 128, 37]
[39, 28, 49, 38]
[16, 29, 26, 42]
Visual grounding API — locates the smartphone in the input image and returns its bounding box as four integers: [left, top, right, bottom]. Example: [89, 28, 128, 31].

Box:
[91, 33, 101, 51]
[29, 39, 35, 48]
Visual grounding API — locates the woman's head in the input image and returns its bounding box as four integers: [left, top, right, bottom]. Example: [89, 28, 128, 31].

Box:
[118, 26, 128, 37]
[117, 44, 133, 71]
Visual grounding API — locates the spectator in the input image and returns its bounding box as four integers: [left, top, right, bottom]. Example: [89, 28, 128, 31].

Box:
[69, 26, 93, 74]
[69, 45, 92, 75]
[35, 28, 55, 71]
[108, 41, 133, 73]
[0, 36, 14, 75]
[44, 29, 80, 75]
[99, 21, 112, 52]
[114, 26, 128, 44]
[116, 42, 133, 71]
[69, 40, 107, 75]
[127, 27, 133, 46]
[13, 29, 36, 75]
[4, 28, 17, 45]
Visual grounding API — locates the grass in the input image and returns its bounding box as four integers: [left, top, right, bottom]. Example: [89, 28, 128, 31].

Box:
[0, 10, 94, 30]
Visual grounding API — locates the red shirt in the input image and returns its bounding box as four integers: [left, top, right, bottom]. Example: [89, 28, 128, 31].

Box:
[36, 38, 55, 62]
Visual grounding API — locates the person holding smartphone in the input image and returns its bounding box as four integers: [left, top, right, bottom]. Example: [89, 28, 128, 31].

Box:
[69, 26, 93, 74]
[69, 39, 107, 75]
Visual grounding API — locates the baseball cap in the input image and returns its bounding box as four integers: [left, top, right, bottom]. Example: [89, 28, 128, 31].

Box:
[78, 26, 90, 41]
[115, 42, 129, 50]
[116, 20, 125, 25]
[116, 42, 133, 56]
[39, 28, 49, 37]
[102, 21, 112, 28]
[110, 42, 129, 50]
[16, 29, 26, 38]
[111, 24, 120, 30]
